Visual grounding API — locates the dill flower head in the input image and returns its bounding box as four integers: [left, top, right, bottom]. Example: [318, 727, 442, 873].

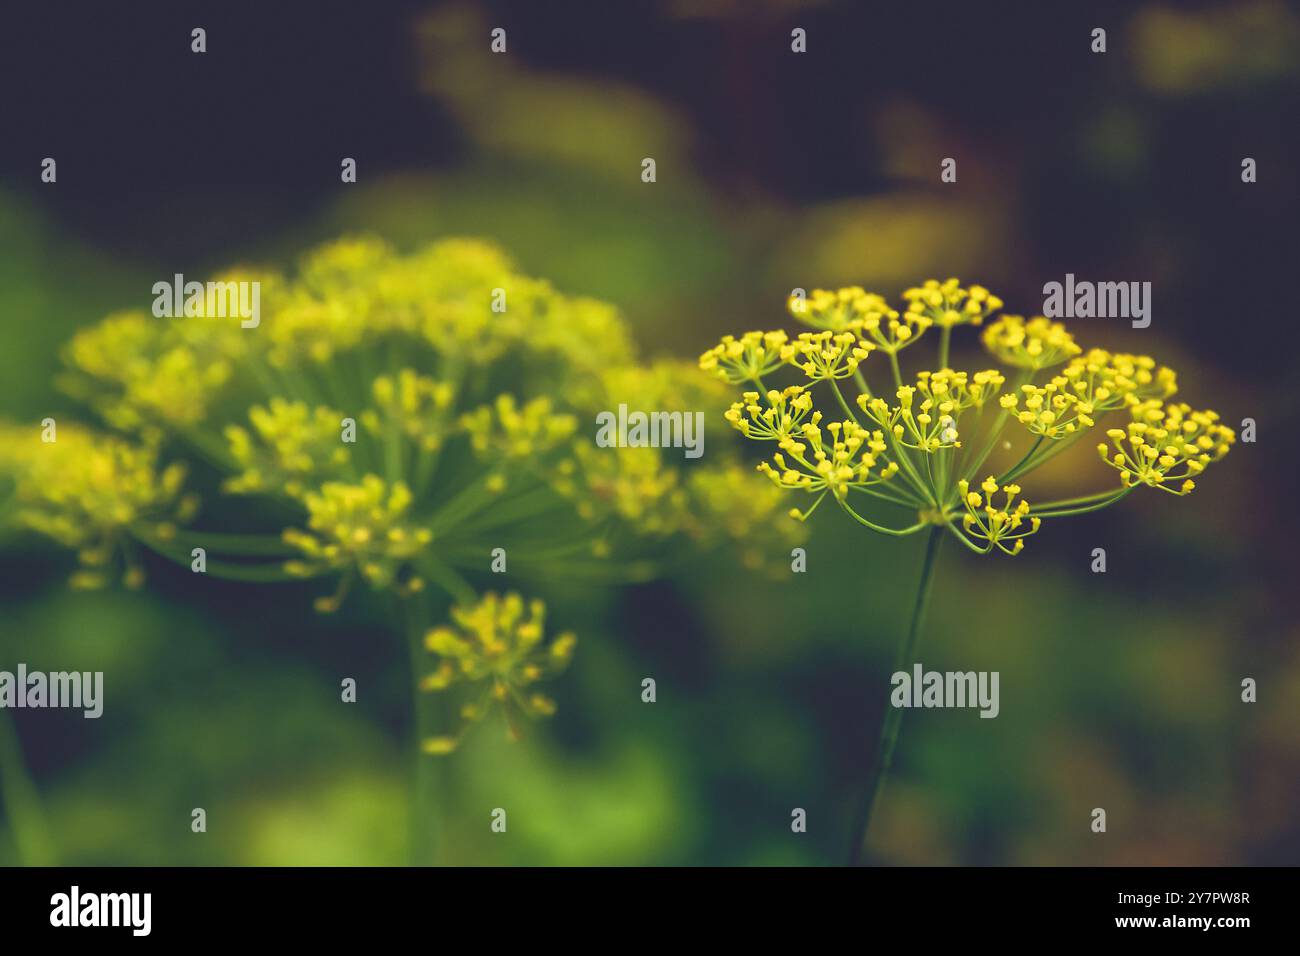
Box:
[282, 476, 432, 606]
[792, 330, 875, 381]
[982, 314, 1082, 370]
[704, 279, 1235, 557]
[19, 235, 804, 758]
[902, 279, 1003, 330]
[224, 399, 350, 496]
[956, 477, 1041, 555]
[1097, 401, 1235, 494]
[0, 421, 195, 588]
[789, 287, 893, 333]
[699, 330, 793, 384]
[419, 591, 575, 753]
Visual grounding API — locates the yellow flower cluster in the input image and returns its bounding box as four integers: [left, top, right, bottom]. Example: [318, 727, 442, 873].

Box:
[699, 330, 793, 384]
[282, 476, 432, 601]
[224, 399, 350, 497]
[362, 370, 456, 453]
[703, 278, 1235, 557]
[999, 381, 1095, 438]
[1098, 402, 1235, 494]
[460, 394, 579, 493]
[1062, 349, 1178, 408]
[791, 330, 874, 381]
[552, 443, 687, 535]
[62, 312, 236, 439]
[0, 421, 195, 588]
[788, 287, 893, 333]
[682, 465, 806, 572]
[981, 315, 1082, 370]
[903, 279, 1004, 330]
[419, 591, 575, 753]
[956, 477, 1042, 555]
[724, 386, 816, 441]
[757, 419, 899, 501]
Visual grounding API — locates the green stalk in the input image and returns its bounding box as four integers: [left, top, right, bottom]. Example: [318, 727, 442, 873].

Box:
[1031, 485, 1134, 518]
[0, 709, 57, 866]
[400, 597, 440, 866]
[997, 435, 1044, 484]
[848, 525, 943, 866]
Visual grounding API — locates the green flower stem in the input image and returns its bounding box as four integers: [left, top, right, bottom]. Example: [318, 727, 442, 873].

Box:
[888, 352, 904, 391]
[399, 596, 440, 866]
[158, 528, 299, 557]
[1030, 488, 1129, 511]
[938, 327, 952, 370]
[848, 525, 943, 866]
[1031, 485, 1134, 518]
[447, 485, 565, 536]
[0, 708, 57, 866]
[849, 484, 924, 509]
[829, 381, 864, 425]
[943, 521, 991, 555]
[997, 435, 1044, 484]
[415, 555, 477, 605]
[880, 431, 936, 506]
[837, 499, 928, 537]
[1005, 422, 1096, 477]
[132, 531, 305, 582]
[961, 369, 1033, 485]
[178, 426, 240, 472]
[424, 476, 503, 536]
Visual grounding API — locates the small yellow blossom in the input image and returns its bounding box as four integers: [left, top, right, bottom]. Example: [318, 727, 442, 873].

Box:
[1097, 401, 1234, 493]
[282, 476, 432, 595]
[419, 592, 575, 752]
[902, 279, 1003, 329]
[982, 315, 1082, 370]
[699, 330, 793, 384]
[0, 421, 196, 587]
[460, 394, 578, 468]
[758, 419, 900, 499]
[724, 386, 817, 441]
[999, 378, 1095, 439]
[956, 478, 1042, 554]
[791, 330, 875, 381]
[224, 399, 350, 497]
[362, 369, 456, 452]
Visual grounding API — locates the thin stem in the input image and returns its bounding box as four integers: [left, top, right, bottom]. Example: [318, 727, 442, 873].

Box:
[849, 484, 923, 509]
[829, 381, 863, 425]
[848, 525, 943, 866]
[938, 327, 951, 370]
[0, 708, 58, 865]
[997, 435, 1044, 484]
[1030, 488, 1129, 511]
[1031, 486, 1134, 518]
[155, 528, 299, 558]
[415, 555, 477, 605]
[837, 498, 928, 537]
[399, 596, 440, 865]
[887, 352, 904, 391]
[961, 369, 1032, 485]
[133, 531, 306, 582]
